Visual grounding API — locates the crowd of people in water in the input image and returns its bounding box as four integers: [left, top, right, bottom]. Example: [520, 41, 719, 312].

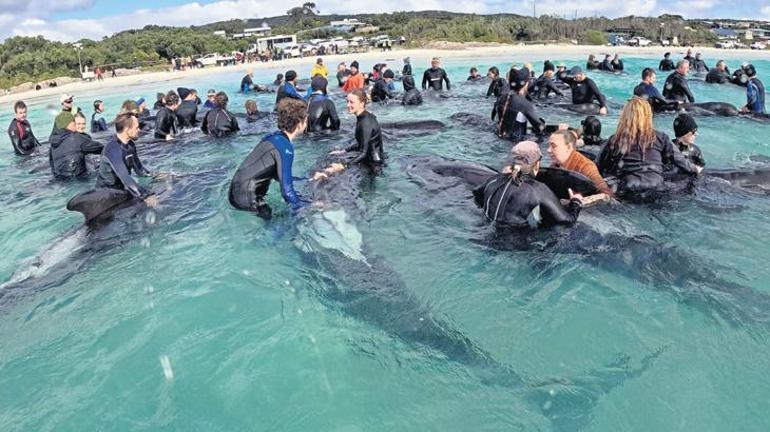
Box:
[6, 49, 767, 230]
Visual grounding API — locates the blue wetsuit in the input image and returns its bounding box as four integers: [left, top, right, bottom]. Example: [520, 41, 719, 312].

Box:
[228, 131, 305, 218]
[746, 78, 766, 114]
[633, 82, 662, 99]
[274, 83, 303, 110]
[94, 135, 152, 198]
[91, 112, 108, 133]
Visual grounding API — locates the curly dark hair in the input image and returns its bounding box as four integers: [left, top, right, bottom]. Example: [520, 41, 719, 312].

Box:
[215, 91, 229, 109]
[165, 90, 180, 107]
[276, 98, 307, 133]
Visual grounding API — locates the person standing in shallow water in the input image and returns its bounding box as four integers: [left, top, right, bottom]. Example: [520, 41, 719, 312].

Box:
[422, 57, 450, 91]
[8, 100, 40, 156]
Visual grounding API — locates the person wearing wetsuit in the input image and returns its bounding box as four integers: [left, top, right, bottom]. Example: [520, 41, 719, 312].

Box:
[201, 92, 240, 138]
[95, 113, 158, 207]
[244, 99, 263, 123]
[422, 57, 451, 91]
[598, 54, 614, 72]
[228, 98, 307, 219]
[153, 93, 165, 111]
[467, 67, 483, 81]
[336, 63, 350, 87]
[154, 90, 179, 140]
[8, 101, 40, 156]
[486, 66, 508, 98]
[401, 75, 423, 106]
[684, 49, 695, 68]
[741, 64, 766, 115]
[663, 60, 695, 103]
[203, 89, 217, 109]
[274, 73, 284, 86]
[175, 87, 199, 128]
[529, 61, 564, 100]
[691, 53, 709, 73]
[473, 140, 583, 228]
[732, 68, 748, 87]
[580, 115, 606, 150]
[327, 89, 383, 170]
[275, 70, 303, 110]
[632, 67, 680, 113]
[371, 70, 396, 103]
[559, 66, 609, 115]
[586, 55, 600, 71]
[492, 67, 545, 141]
[611, 54, 624, 72]
[241, 70, 254, 93]
[50, 114, 103, 179]
[671, 113, 705, 169]
[597, 97, 701, 195]
[659, 52, 675, 71]
[402, 57, 412, 76]
[705, 61, 730, 84]
[91, 100, 108, 133]
[306, 76, 341, 132]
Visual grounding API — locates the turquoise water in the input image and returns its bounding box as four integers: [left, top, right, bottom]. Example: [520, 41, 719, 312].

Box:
[1, 53, 770, 431]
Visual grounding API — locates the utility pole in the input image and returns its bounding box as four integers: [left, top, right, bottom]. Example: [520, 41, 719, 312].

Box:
[73, 42, 83, 75]
[533, 1, 536, 18]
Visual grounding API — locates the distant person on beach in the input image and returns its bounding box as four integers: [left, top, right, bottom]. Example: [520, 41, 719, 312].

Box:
[8, 101, 40, 156]
[422, 57, 450, 91]
[659, 52, 675, 71]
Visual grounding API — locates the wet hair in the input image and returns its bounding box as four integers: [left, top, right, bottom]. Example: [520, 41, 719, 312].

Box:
[156, 92, 164, 102]
[676, 59, 688, 70]
[121, 99, 138, 114]
[74, 112, 86, 120]
[165, 90, 180, 106]
[641, 67, 656, 80]
[276, 73, 283, 81]
[276, 98, 307, 133]
[114, 112, 137, 134]
[551, 130, 577, 149]
[349, 88, 367, 105]
[470, 67, 478, 74]
[610, 97, 655, 156]
[93, 100, 103, 111]
[487, 66, 500, 77]
[13, 100, 26, 113]
[214, 91, 228, 109]
[245, 99, 258, 114]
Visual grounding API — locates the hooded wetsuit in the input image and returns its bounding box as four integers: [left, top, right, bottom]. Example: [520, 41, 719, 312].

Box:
[228, 131, 304, 217]
[401, 75, 423, 106]
[473, 173, 582, 228]
[746, 77, 766, 114]
[95, 135, 152, 198]
[154, 106, 178, 140]
[274, 83, 303, 110]
[176, 100, 198, 128]
[49, 130, 103, 179]
[8, 118, 41, 156]
[345, 111, 383, 166]
[422, 67, 451, 91]
[91, 112, 108, 133]
[492, 92, 545, 140]
[560, 76, 607, 108]
[306, 93, 341, 131]
[663, 72, 695, 103]
[201, 107, 240, 137]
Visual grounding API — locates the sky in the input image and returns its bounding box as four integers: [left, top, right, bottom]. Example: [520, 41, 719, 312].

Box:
[1, 0, 768, 42]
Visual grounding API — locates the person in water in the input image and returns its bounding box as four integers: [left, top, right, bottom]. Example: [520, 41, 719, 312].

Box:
[91, 100, 108, 133]
[175, 87, 199, 128]
[154, 90, 179, 140]
[529, 60, 564, 100]
[547, 129, 613, 196]
[371, 69, 396, 103]
[486, 66, 508, 98]
[492, 67, 545, 141]
[691, 53, 709, 73]
[95, 112, 158, 208]
[659, 52, 675, 71]
[241, 69, 254, 93]
[684, 49, 695, 68]
[8, 100, 40, 156]
[467, 67, 483, 81]
[306, 76, 341, 132]
[596, 97, 702, 196]
[611, 54, 624, 71]
[273, 73, 284, 86]
[586, 54, 600, 71]
[580, 115, 605, 148]
[741, 64, 766, 114]
[49, 113, 103, 179]
[663, 60, 695, 103]
[402, 57, 412, 76]
[422, 57, 451, 91]
[311, 57, 328, 78]
[343, 61, 365, 93]
[52, 93, 77, 137]
[228, 98, 308, 219]
[671, 113, 705, 168]
[201, 92, 240, 138]
[633, 68, 664, 100]
[599, 54, 614, 72]
[203, 89, 217, 109]
[244, 99, 261, 123]
[324, 89, 384, 173]
[705, 61, 730, 84]
[474, 140, 584, 228]
[401, 75, 423, 106]
[275, 70, 303, 110]
[153, 93, 165, 111]
[336, 63, 350, 87]
[560, 66, 609, 115]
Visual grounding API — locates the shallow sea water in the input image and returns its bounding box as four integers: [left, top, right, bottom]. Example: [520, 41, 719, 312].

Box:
[1, 52, 769, 431]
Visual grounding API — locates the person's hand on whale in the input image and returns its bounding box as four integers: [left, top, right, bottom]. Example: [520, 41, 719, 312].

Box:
[144, 194, 159, 208]
[599, 106, 608, 116]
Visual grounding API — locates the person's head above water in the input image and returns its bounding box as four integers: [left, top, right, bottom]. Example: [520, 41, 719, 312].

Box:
[673, 113, 697, 145]
[120, 99, 138, 114]
[676, 59, 690, 75]
[487, 66, 500, 78]
[743, 63, 757, 78]
[509, 67, 531, 93]
[350, 61, 359, 73]
[311, 75, 328, 93]
[346, 89, 368, 116]
[402, 74, 416, 91]
[214, 91, 229, 109]
[641, 67, 656, 84]
[547, 130, 578, 166]
[431, 57, 440, 68]
[73, 113, 86, 133]
[337, 62, 346, 71]
[581, 115, 602, 144]
[165, 90, 180, 109]
[509, 140, 542, 177]
[543, 60, 555, 74]
[60, 93, 73, 110]
[276, 98, 307, 138]
[93, 100, 104, 113]
[114, 112, 140, 142]
[383, 69, 394, 81]
[716, 60, 727, 71]
[569, 66, 585, 81]
[285, 70, 298, 83]
[14, 100, 27, 121]
[244, 99, 258, 115]
[611, 96, 655, 154]
[664, 52, 671, 58]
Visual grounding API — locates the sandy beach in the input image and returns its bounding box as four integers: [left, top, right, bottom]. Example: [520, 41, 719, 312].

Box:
[2, 43, 766, 105]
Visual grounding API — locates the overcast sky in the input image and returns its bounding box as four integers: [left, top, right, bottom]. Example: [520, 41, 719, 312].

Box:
[1, 0, 768, 42]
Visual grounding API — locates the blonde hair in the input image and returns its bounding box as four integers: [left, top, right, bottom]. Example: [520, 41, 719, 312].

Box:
[610, 97, 655, 156]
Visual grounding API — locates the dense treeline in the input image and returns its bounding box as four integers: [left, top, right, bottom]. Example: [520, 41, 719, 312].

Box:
[0, 11, 718, 89]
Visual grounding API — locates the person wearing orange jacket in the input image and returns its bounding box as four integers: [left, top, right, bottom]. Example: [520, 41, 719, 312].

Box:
[342, 61, 365, 93]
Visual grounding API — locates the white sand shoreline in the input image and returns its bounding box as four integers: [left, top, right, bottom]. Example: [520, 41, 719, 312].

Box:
[2, 43, 767, 105]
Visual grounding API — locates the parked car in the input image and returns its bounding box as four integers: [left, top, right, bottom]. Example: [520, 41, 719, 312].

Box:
[715, 41, 735, 49]
[284, 45, 302, 58]
[734, 42, 749, 49]
[750, 42, 766, 50]
[628, 36, 652, 47]
[196, 53, 235, 67]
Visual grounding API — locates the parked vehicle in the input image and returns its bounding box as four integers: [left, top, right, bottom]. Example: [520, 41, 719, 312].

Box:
[750, 42, 767, 50]
[715, 41, 735, 49]
[196, 53, 235, 67]
[628, 36, 652, 47]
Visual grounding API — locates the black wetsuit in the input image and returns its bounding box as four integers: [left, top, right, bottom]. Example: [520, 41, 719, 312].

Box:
[306, 93, 341, 131]
[402, 63, 412, 76]
[560, 76, 607, 108]
[8, 118, 41, 155]
[586, 60, 600, 71]
[228, 130, 304, 217]
[346, 111, 383, 166]
[201, 107, 240, 137]
[91, 112, 108, 133]
[672, 140, 705, 168]
[95, 135, 153, 198]
[371, 79, 395, 102]
[336, 70, 350, 87]
[597, 131, 699, 193]
[486, 77, 508, 98]
[599, 59, 614, 72]
[492, 92, 545, 140]
[530, 74, 564, 99]
[659, 58, 675, 71]
[663, 72, 695, 103]
[705, 68, 730, 84]
[691, 59, 709, 73]
[473, 173, 582, 228]
[49, 130, 103, 179]
[153, 100, 164, 111]
[401, 75, 423, 106]
[175, 100, 198, 128]
[422, 67, 451, 91]
[154, 107, 178, 140]
[611, 59, 624, 71]
[684, 55, 695, 68]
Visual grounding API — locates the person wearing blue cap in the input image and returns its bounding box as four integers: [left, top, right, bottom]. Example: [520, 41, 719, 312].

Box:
[91, 100, 108, 133]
